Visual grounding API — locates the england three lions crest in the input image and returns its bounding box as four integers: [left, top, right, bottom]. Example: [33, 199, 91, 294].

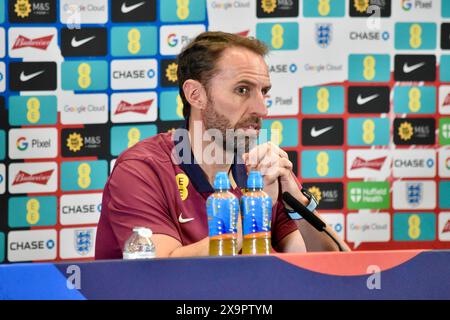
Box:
[316, 24, 333, 48]
[75, 229, 93, 256]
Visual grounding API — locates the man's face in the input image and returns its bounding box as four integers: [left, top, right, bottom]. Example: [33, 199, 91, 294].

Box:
[201, 46, 271, 152]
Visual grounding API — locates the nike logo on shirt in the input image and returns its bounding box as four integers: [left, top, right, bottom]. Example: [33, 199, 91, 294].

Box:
[20, 70, 44, 82]
[178, 213, 194, 224]
[403, 62, 425, 74]
[356, 94, 379, 106]
[71, 36, 96, 48]
[121, 1, 145, 13]
[310, 126, 333, 137]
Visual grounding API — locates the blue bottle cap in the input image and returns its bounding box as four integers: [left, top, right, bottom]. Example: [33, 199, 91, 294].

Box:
[214, 172, 231, 190]
[247, 171, 263, 189]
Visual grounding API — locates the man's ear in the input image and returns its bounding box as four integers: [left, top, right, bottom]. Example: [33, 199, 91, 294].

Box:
[182, 79, 207, 112]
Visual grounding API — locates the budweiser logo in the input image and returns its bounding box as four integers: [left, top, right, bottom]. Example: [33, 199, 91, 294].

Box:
[236, 30, 250, 37]
[443, 93, 450, 107]
[12, 35, 54, 50]
[115, 99, 153, 115]
[12, 169, 54, 185]
[350, 157, 387, 171]
[443, 220, 450, 233]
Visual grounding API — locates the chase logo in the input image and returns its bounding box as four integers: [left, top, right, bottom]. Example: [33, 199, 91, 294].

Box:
[301, 86, 344, 114]
[61, 160, 108, 192]
[160, 90, 184, 121]
[394, 213, 435, 241]
[303, 0, 345, 17]
[62, 60, 108, 91]
[8, 96, 57, 126]
[8, 196, 57, 228]
[439, 118, 450, 146]
[110, 124, 157, 156]
[260, 118, 298, 147]
[394, 86, 436, 114]
[111, 26, 157, 57]
[348, 54, 390, 82]
[7, 229, 57, 262]
[160, 0, 206, 22]
[111, 59, 157, 90]
[0, 130, 5, 160]
[257, 0, 299, 17]
[256, 22, 299, 50]
[395, 23, 436, 50]
[301, 150, 344, 179]
[440, 55, 450, 82]
[347, 118, 390, 146]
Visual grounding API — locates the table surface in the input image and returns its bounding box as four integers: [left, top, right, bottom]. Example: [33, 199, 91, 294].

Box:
[0, 249, 449, 300]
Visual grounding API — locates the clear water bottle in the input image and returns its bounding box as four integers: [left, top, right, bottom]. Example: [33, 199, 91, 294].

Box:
[241, 171, 272, 255]
[207, 172, 239, 256]
[123, 227, 156, 260]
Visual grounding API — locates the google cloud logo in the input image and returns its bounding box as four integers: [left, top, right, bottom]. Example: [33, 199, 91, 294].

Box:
[167, 33, 178, 47]
[16, 137, 28, 151]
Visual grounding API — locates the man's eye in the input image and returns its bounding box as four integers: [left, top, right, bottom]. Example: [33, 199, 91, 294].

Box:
[237, 87, 249, 95]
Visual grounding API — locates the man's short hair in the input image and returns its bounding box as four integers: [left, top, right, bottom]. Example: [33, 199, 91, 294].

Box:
[177, 31, 269, 121]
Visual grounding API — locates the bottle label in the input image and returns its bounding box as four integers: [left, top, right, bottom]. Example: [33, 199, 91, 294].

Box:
[123, 251, 156, 260]
[206, 196, 239, 239]
[242, 195, 272, 237]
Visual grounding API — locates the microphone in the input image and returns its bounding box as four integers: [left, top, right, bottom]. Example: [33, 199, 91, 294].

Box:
[282, 191, 349, 252]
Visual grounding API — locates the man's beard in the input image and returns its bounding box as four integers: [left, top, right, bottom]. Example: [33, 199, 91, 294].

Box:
[201, 99, 261, 158]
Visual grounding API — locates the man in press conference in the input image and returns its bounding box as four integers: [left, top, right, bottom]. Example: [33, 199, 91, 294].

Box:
[95, 31, 349, 259]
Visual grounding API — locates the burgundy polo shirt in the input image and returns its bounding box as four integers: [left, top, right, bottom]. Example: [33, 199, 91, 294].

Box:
[95, 129, 299, 259]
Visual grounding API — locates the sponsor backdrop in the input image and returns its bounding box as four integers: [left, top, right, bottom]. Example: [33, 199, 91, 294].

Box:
[0, 0, 449, 263]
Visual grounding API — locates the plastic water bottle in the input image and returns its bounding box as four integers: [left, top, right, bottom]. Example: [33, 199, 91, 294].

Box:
[207, 172, 239, 256]
[241, 171, 272, 255]
[123, 227, 156, 260]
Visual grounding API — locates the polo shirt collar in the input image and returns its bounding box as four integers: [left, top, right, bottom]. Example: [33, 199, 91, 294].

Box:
[173, 128, 247, 193]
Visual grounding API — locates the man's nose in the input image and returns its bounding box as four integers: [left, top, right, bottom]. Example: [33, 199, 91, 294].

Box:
[251, 92, 269, 117]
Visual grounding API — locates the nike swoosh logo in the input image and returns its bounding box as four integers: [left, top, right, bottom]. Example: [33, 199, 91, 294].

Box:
[310, 126, 333, 137]
[20, 70, 44, 82]
[356, 94, 379, 106]
[178, 213, 194, 224]
[71, 36, 95, 48]
[403, 62, 425, 74]
[121, 1, 145, 13]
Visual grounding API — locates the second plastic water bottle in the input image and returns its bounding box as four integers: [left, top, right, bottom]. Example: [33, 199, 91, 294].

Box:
[241, 171, 272, 255]
[207, 172, 239, 256]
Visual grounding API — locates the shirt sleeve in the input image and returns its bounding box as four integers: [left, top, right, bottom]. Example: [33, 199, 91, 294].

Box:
[271, 198, 299, 245]
[106, 159, 181, 251]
